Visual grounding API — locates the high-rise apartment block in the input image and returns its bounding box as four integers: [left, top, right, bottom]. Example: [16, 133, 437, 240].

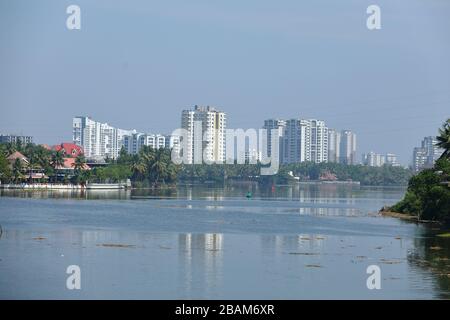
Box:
[73, 116, 134, 160]
[362, 151, 386, 167]
[327, 129, 357, 165]
[328, 129, 341, 163]
[339, 130, 357, 165]
[280, 119, 328, 164]
[73, 116, 177, 160]
[181, 105, 226, 164]
[262, 119, 286, 158]
[412, 136, 443, 172]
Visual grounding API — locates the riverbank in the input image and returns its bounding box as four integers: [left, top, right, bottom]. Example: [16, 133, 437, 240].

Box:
[0, 183, 127, 190]
[379, 207, 445, 224]
[379, 210, 419, 222]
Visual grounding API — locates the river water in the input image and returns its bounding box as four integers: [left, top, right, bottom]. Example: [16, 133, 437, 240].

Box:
[0, 183, 449, 299]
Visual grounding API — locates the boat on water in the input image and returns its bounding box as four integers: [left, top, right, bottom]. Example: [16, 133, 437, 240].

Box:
[85, 183, 125, 190]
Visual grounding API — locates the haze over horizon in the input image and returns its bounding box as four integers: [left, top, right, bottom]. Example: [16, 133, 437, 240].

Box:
[1, 0, 449, 165]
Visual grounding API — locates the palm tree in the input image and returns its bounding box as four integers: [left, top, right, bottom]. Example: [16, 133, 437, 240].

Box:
[51, 151, 65, 168]
[51, 150, 65, 182]
[72, 155, 87, 185]
[73, 155, 87, 172]
[150, 149, 168, 185]
[12, 158, 23, 183]
[130, 155, 147, 181]
[437, 118, 450, 159]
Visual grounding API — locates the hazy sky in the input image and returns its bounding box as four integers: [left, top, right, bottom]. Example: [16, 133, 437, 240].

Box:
[1, 0, 449, 164]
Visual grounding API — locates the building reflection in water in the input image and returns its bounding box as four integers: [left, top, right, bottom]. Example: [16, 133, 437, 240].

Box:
[261, 234, 326, 257]
[178, 233, 223, 298]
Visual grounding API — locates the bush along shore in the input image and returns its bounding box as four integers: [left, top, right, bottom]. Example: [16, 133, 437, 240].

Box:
[382, 119, 450, 224]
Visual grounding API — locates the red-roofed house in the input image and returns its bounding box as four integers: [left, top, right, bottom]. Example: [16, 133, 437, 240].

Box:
[55, 158, 90, 171]
[6, 151, 29, 166]
[52, 143, 84, 158]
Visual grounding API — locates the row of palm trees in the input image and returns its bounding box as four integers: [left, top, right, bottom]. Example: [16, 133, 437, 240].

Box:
[117, 146, 179, 186]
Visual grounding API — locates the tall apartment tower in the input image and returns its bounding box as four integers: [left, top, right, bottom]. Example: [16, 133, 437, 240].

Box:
[307, 120, 328, 163]
[339, 130, 357, 165]
[181, 105, 226, 164]
[262, 119, 286, 158]
[328, 129, 341, 163]
[282, 119, 305, 164]
[412, 136, 443, 172]
[282, 119, 328, 164]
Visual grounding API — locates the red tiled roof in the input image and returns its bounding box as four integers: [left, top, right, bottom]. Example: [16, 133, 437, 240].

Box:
[52, 143, 84, 158]
[7, 151, 29, 163]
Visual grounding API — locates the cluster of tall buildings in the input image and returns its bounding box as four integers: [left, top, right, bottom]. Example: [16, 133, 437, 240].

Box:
[72, 116, 179, 160]
[263, 119, 357, 165]
[412, 136, 443, 172]
[72, 108, 359, 166]
[361, 152, 400, 167]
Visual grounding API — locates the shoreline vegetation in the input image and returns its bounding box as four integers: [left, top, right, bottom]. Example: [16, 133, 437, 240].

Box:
[0, 141, 413, 188]
[380, 119, 450, 224]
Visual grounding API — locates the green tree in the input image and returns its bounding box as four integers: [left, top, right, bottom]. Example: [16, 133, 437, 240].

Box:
[72, 155, 87, 185]
[51, 150, 65, 182]
[0, 153, 12, 183]
[12, 158, 24, 183]
[436, 118, 450, 159]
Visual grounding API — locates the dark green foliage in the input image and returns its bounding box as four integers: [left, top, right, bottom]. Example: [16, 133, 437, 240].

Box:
[390, 118, 450, 223]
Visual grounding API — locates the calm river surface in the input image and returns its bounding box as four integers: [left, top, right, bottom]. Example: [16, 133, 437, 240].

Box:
[0, 183, 449, 299]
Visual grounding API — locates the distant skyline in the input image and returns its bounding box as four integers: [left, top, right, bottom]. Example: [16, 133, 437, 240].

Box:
[1, 0, 449, 165]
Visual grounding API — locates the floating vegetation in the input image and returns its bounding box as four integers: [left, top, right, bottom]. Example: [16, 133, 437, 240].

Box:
[380, 258, 403, 264]
[97, 244, 135, 248]
[288, 252, 319, 256]
[305, 264, 323, 268]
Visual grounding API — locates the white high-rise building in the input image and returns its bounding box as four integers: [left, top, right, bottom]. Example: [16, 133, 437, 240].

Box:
[73, 116, 134, 160]
[339, 130, 357, 165]
[362, 152, 385, 167]
[282, 119, 328, 164]
[328, 129, 341, 163]
[412, 136, 443, 172]
[386, 153, 400, 167]
[181, 105, 226, 164]
[123, 133, 178, 155]
[306, 119, 328, 163]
